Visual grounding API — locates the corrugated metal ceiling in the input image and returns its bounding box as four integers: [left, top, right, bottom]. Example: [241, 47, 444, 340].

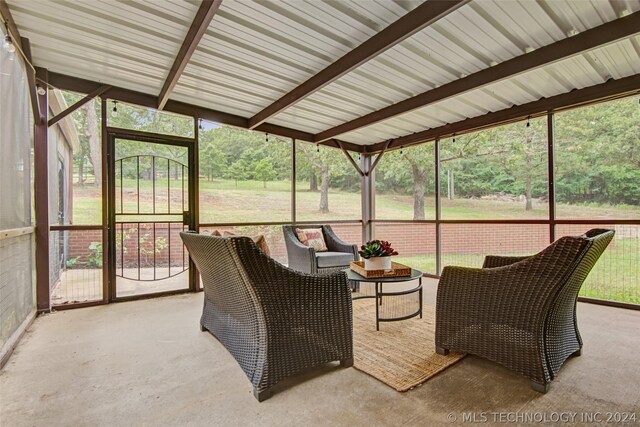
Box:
[7, 0, 640, 146]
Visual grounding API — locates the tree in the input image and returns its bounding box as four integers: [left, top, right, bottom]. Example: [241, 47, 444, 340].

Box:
[225, 160, 250, 187]
[200, 144, 227, 180]
[82, 98, 102, 188]
[499, 120, 547, 211]
[254, 158, 277, 188]
[379, 144, 434, 220]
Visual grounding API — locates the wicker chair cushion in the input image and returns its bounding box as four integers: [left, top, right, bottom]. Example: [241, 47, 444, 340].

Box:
[296, 228, 328, 252]
[315, 251, 355, 268]
[210, 230, 270, 256]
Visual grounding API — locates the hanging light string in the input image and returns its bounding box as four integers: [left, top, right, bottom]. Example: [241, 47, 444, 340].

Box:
[111, 100, 118, 117]
[0, 16, 36, 74]
[198, 119, 204, 130]
[526, 115, 531, 128]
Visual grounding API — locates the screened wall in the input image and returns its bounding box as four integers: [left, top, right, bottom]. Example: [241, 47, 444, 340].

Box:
[41, 91, 639, 309]
[373, 97, 639, 305]
[198, 125, 363, 265]
[0, 24, 36, 360]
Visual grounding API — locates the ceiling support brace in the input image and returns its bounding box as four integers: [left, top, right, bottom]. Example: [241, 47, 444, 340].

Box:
[48, 85, 111, 127]
[337, 141, 364, 177]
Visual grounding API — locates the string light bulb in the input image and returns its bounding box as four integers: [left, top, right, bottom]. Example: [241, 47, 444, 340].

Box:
[198, 119, 204, 130]
[526, 115, 531, 128]
[400, 146, 404, 154]
[2, 23, 15, 53]
[111, 100, 118, 118]
[265, 133, 269, 143]
[452, 133, 456, 143]
[316, 144, 320, 153]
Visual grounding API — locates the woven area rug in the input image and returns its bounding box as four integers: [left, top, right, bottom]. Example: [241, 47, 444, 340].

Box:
[352, 299, 465, 392]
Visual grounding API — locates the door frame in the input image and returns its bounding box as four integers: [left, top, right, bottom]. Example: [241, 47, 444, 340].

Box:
[106, 127, 198, 302]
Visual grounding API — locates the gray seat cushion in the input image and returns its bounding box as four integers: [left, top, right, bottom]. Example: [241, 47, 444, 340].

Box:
[315, 251, 355, 268]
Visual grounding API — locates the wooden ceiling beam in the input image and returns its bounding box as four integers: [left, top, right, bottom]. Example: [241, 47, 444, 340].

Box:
[247, 0, 470, 129]
[46, 72, 363, 152]
[157, 0, 222, 110]
[364, 74, 640, 154]
[0, 0, 22, 52]
[315, 11, 640, 143]
[1, 2, 43, 123]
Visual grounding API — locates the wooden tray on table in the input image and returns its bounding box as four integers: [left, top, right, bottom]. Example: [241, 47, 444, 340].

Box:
[349, 261, 412, 279]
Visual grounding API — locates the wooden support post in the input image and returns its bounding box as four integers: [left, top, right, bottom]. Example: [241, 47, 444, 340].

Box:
[361, 154, 373, 244]
[547, 111, 556, 243]
[34, 67, 50, 313]
[191, 116, 200, 291]
[101, 97, 110, 303]
[434, 139, 442, 275]
[291, 139, 297, 224]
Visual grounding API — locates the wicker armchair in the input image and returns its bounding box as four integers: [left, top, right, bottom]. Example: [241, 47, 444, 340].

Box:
[435, 229, 615, 393]
[283, 225, 359, 274]
[180, 232, 353, 401]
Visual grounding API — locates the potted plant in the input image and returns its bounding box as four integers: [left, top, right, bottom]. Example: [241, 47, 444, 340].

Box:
[359, 240, 398, 271]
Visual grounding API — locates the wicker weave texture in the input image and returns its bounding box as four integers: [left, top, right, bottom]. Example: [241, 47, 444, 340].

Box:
[283, 225, 358, 274]
[435, 229, 614, 390]
[180, 232, 353, 400]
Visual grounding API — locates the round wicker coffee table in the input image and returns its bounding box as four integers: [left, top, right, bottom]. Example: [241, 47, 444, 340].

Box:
[345, 268, 423, 331]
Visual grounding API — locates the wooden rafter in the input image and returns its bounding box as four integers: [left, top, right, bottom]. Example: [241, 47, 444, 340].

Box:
[157, 0, 222, 110]
[364, 74, 640, 154]
[0, 0, 22, 51]
[48, 85, 111, 127]
[1, 2, 42, 124]
[247, 0, 470, 129]
[47, 71, 362, 152]
[314, 11, 640, 143]
[21, 38, 42, 125]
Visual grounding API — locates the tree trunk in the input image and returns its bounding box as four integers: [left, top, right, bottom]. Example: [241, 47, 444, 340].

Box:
[319, 165, 329, 213]
[412, 164, 426, 220]
[84, 99, 101, 188]
[78, 157, 85, 186]
[525, 175, 533, 211]
[310, 172, 318, 192]
[525, 137, 533, 211]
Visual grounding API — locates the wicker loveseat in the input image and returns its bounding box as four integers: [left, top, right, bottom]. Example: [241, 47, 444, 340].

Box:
[435, 228, 614, 393]
[283, 225, 359, 274]
[180, 232, 353, 401]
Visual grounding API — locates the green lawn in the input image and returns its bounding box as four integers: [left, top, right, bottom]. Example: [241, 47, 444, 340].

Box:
[67, 178, 638, 305]
[70, 177, 639, 224]
[394, 238, 639, 304]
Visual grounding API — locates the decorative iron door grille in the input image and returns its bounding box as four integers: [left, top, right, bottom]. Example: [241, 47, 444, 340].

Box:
[107, 129, 196, 300]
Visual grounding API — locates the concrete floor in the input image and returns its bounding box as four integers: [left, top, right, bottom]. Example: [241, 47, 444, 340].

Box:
[1, 280, 639, 426]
